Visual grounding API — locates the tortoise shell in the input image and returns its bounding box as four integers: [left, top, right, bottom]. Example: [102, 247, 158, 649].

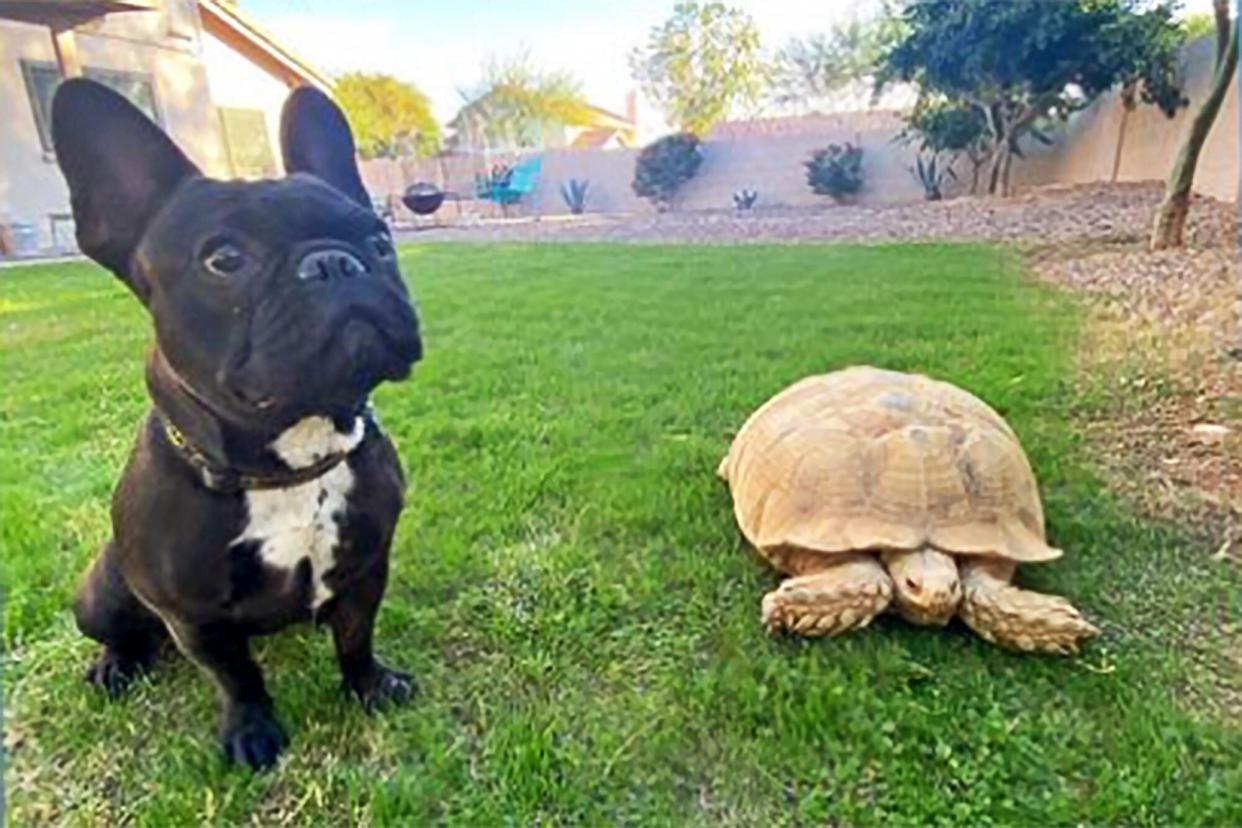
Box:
[719, 366, 1059, 565]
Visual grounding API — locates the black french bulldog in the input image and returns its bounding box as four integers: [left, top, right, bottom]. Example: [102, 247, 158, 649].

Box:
[52, 79, 422, 771]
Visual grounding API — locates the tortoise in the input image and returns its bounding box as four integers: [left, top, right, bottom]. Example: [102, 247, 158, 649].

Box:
[718, 366, 1098, 654]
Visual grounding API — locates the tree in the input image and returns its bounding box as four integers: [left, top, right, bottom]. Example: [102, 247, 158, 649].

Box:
[1151, 0, 1237, 249]
[899, 97, 991, 196]
[629, 1, 767, 136]
[334, 72, 440, 159]
[455, 52, 590, 151]
[1179, 12, 1218, 44]
[879, 0, 1186, 196]
[770, 4, 905, 112]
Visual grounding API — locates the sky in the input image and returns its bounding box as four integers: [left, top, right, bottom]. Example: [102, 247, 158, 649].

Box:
[240, 0, 884, 131]
[241, 0, 1221, 133]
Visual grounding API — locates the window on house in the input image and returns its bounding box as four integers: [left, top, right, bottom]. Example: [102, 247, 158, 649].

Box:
[20, 61, 61, 153]
[218, 107, 277, 180]
[20, 62, 162, 155]
[83, 68, 162, 125]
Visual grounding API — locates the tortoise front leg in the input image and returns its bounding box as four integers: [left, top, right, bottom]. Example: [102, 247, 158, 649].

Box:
[958, 558, 1099, 655]
[762, 554, 893, 637]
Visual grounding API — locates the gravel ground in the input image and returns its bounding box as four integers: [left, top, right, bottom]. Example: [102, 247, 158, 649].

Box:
[400, 181, 1235, 249]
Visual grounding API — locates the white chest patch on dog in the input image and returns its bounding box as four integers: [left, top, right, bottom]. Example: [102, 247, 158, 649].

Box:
[270, 414, 366, 469]
[232, 415, 366, 610]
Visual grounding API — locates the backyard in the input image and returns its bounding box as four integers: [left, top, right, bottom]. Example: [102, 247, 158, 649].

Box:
[3, 243, 1239, 825]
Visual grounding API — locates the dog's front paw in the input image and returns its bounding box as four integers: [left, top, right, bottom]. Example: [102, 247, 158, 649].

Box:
[220, 704, 287, 771]
[84, 648, 148, 698]
[348, 662, 417, 713]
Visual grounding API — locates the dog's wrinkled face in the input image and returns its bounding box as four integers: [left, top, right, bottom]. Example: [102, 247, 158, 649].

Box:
[141, 175, 420, 421]
[52, 79, 421, 426]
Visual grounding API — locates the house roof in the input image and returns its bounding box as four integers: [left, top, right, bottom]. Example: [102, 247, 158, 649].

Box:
[0, 0, 156, 27]
[449, 95, 636, 132]
[570, 126, 629, 149]
[581, 103, 634, 132]
[198, 0, 332, 92]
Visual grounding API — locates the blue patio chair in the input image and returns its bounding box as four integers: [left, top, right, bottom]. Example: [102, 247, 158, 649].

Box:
[477, 156, 542, 211]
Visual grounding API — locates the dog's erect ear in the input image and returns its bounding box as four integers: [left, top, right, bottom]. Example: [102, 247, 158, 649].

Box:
[52, 79, 200, 293]
[280, 86, 370, 208]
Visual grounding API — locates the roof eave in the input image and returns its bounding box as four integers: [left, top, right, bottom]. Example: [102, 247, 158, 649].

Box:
[198, 0, 333, 92]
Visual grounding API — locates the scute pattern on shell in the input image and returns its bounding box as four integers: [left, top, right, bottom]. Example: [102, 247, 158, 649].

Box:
[720, 366, 1060, 567]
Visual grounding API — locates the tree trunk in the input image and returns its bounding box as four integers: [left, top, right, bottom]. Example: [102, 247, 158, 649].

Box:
[988, 137, 1018, 196]
[1000, 142, 1016, 196]
[1110, 105, 1130, 182]
[1214, 0, 1230, 63]
[1150, 19, 1238, 250]
[1111, 83, 1137, 183]
[984, 104, 1003, 195]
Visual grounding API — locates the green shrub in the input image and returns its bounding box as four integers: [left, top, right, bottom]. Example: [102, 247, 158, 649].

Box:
[632, 133, 703, 210]
[805, 142, 864, 201]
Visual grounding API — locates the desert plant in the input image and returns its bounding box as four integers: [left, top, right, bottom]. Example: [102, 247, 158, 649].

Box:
[805, 142, 864, 201]
[911, 153, 955, 201]
[560, 178, 590, 214]
[633, 132, 703, 210]
[733, 188, 758, 210]
[899, 97, 991, 194]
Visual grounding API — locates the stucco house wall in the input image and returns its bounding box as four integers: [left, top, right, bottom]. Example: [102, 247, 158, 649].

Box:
[1, 10, 225, 250]
[200, 28, 291, 176]
[1, 0, 328, 255]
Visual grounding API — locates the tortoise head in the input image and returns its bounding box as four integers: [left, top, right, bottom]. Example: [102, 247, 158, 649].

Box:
[882, 547, 961, 626]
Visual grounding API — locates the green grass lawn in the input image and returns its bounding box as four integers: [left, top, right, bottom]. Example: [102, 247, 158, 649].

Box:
[3, 244, 1239, 825]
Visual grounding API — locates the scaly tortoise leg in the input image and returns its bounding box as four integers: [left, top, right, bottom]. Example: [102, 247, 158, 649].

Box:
[762, 554, 893, 637]
[958, 558, 1099, 655]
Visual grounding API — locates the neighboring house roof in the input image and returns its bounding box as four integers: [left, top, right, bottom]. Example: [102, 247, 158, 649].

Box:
[709, 111, 905, 140]
[581, 103, 634, 132]
[198, 0, 332, 92]
[570, 126, 629, 149]
[447, 94, 637, 150]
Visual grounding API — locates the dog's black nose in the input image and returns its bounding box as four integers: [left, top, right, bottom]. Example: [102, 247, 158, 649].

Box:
[296, 247, 369, 282]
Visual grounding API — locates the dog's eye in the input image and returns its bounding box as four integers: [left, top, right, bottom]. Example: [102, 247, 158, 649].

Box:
[368, 233, 395, 260]
[203, 242, 248, 278]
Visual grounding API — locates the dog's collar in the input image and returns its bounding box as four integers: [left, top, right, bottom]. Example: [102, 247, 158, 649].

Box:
[156, 407, 372, 494]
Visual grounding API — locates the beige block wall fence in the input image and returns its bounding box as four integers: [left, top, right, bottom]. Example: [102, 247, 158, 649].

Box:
[363, 38, 1236, 220]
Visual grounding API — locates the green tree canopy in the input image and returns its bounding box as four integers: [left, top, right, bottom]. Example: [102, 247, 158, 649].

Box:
[769, 4, 905, 111]
[629, 1, 767, 135]
[454, 52, 590, 151]
[879, 0, 1186, 195]
[1178, 12, 1217, 43]
[334, 72, 441, 159]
